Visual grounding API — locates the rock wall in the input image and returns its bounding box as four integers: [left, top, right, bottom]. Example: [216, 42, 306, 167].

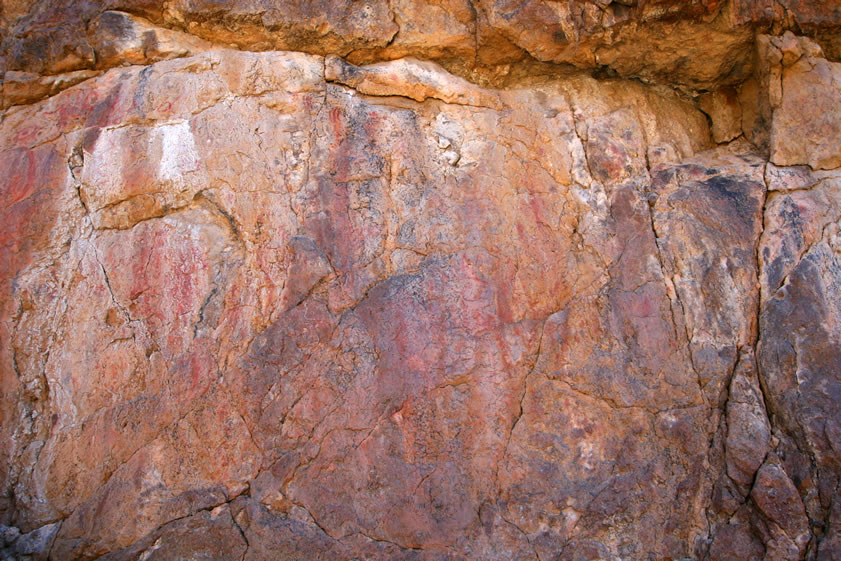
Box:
[1, 2, 840, 560]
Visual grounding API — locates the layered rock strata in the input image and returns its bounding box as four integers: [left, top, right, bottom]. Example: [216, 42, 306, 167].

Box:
[1, 2, 840, 560]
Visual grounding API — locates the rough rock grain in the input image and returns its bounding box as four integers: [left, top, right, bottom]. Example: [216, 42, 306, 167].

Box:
[1, 3, 841, 561]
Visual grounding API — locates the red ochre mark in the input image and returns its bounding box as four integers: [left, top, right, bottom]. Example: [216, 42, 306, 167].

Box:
[173, 245, 205, 318]
[364, 110, 382, 136]
[302, 93, 314, 112]
[6, 149, 39, 207]
[0, 147, 62, 290]
[328, 107, 344, 135]
[188, 350, 202, 391]
[56, 85, 105, 131]
[11, 82, 102, 146]
[630, 292, 655, 318]
[527, 193, 547, 226]
[493, 264, 515, 325]
[128, 232, 159, 301]
[12, 124, 43, 147]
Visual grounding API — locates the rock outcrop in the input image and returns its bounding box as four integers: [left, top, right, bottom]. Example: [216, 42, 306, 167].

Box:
[1, 2, 840, 560]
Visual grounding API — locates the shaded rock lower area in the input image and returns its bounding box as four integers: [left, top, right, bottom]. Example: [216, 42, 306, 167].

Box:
[1, 3, 841, 561]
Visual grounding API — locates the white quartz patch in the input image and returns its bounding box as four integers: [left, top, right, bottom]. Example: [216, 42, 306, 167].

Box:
[154, 120, 200, 185]
[78, 120, 204, 228]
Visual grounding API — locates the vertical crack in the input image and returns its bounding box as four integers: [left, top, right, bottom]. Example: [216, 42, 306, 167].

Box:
[496, 318, 545, 489]
[90, 244, 134, 324]
[563, 92, 595, 186]
[754, 163, 773, 421]
[44, 520, 63, 561]
[642, 183, 705, 400]
[496, 509, 541, 561]
[229, 507, 250, 561]
[467, 0, 480, 70]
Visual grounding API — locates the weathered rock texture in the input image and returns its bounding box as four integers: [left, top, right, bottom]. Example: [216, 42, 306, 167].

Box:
[1, 2, 840, 560]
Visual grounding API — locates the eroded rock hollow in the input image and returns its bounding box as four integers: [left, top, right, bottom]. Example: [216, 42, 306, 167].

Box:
[1, 1, 840, 560]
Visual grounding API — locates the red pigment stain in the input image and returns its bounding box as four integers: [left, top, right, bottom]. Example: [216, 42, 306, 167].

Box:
[494, 263, 515, 325]
[493, 330, 514, 371]
[364, 111, 382, 136]
[173, 244, 203, 318]
[0, 147, 63, 299]
[189, 350, 202, 391]
[6, 149, 39, 207]
[630, 292, 654, 318]
[129, 231, 156, 301]
[301, 94, 313, 112]
[50, 86, 102, 131]
[11, 83, 102, 146]
[328, 107, 344, 136]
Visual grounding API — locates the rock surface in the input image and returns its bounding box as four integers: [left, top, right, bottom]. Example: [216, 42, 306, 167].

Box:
[1, 2, 841, 561]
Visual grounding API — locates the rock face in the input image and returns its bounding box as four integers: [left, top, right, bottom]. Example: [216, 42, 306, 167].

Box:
[1, 2, 840, 561]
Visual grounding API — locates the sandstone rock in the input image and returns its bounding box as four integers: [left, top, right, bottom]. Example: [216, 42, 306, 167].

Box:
[3, 0, 841, 94]
[1, 69, 100, 108]
[730, 0, 841, 52]
[708, 509, 765, 561]
[700, 87, 743, 144]
[325, 55, 503, 108]
[649, 145, 766, 406]
[79, 120, 208, 229]
[769, 39, 841, 170]
[726, 349, 771, 491]
[0, 45, 722, 559]
[88, 11, 213, 69]
[1, 7, 841, 561]
[98, 504, 247, 561]
[751, 458, 811, 556]
[764, 162, 819, 192]
[1, 1, 99, 75]
[759, 167, 841, 301]
[163, 0, 400, 57]
[0, 522, 59, 561]
[50, 387, 260, 559]
[0, 0, 37, 29]
[351, 0, 476, 67]
[819, 497, 841, 561]
[738, 31, 841, 170]
[0, 524, 20, 545]
[473, 0, 756, 89]
[757, 158, 841, 559]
